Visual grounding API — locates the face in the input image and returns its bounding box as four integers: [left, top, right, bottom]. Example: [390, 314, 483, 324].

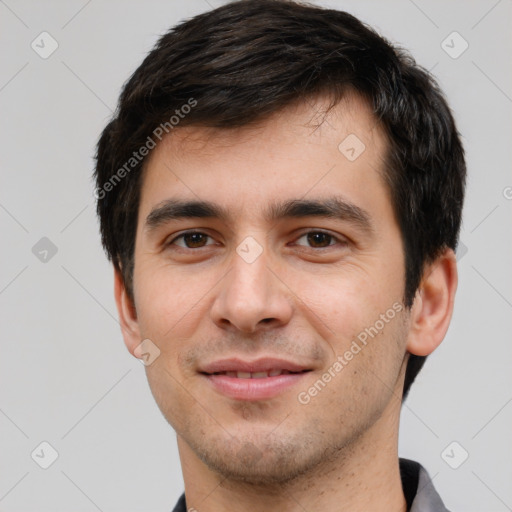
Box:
[126, 94, 412, 484]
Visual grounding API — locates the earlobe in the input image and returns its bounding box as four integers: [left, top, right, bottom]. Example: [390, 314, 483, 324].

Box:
[406, 248, 458, 357]
[113, 267, 141, 357]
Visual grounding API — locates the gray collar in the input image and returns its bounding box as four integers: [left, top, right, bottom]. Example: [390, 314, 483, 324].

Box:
[410, 462, 451, 512]
[172, 459, 451, 512]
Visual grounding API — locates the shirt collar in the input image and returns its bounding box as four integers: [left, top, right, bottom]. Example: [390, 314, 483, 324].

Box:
[408, 460, 451, 512]
[172, 459, 451, 512]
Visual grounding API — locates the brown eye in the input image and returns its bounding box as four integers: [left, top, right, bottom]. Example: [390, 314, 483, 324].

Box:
[307, 232, 333, 248]
[170, 231, 213, 249]
[295, 231, 339, 249]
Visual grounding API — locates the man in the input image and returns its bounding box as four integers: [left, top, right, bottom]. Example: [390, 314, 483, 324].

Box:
[94, 0, 465, 510]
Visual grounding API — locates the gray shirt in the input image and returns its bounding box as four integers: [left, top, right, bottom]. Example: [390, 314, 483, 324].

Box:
[171, 458, 450, 511]
[404, 459, 451, 512]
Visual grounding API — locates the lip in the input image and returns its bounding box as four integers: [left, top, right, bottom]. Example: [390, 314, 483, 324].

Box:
[199, 357, 310, 374]
[202, 372, 309, 401]
[199, 357, 312, 401]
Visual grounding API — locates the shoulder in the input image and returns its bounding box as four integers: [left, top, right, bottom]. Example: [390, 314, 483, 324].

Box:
[171, 492, 187, 512]
[400, 458, 452, 512]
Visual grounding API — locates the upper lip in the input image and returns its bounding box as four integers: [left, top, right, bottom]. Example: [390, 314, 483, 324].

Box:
[199, 357, 312, 374]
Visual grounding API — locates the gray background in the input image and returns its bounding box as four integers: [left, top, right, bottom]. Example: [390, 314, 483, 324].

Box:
[0, 0, 511, 510]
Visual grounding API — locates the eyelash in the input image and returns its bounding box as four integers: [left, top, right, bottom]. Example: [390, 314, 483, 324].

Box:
[166, 229, 347, 251]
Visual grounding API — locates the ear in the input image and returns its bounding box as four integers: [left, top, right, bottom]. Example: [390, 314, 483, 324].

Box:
[114, 267, 142, 358]
[406, 248, 458, 356]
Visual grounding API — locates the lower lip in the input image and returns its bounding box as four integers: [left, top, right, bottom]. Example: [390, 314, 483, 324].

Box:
[202, 373, 309, 401]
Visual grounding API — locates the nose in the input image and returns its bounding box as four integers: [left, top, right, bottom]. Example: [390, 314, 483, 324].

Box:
[210, 242, 293, 334]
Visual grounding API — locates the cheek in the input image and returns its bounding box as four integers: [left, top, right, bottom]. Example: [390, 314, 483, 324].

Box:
[133, 259, 215, 343]
[297, 265, 407, 380]
[307, 309, 408, 421]
[144, 361, 200, 436]
[295, 265, 395, 336]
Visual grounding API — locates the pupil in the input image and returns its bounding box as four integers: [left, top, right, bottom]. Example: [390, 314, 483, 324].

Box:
[308, 232, 330, 247]
[185, 233, 206, 247]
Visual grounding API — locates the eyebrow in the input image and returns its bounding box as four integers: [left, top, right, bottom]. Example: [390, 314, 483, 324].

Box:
[144, 196, 374, 235]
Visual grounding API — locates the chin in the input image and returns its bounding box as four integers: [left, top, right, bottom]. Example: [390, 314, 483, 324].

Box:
[186, 428, 336, 487]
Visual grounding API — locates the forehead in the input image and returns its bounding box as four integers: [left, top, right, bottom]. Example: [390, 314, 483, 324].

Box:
[138, 92, 390, 224]
[156, 92, 384, 160]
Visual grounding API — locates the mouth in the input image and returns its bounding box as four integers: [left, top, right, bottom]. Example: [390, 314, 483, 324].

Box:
[206, 369, 308, 378]
[199, 358, 313, 401]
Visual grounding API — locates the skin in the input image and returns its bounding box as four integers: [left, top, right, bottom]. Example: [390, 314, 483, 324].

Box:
[114, 92, 458, 512]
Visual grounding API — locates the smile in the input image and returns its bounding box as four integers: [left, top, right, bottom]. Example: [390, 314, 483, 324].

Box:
[199, 358, 312, 400]
[210, 369, 304, 378]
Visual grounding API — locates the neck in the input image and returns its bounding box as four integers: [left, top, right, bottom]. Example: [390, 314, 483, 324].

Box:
[177, 402, 407, 512]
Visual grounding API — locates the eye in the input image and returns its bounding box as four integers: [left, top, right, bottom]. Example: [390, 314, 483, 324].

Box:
[166, 229, 347, 252]
[294, 230, 346, 249]
[168, 231, 216, 249]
